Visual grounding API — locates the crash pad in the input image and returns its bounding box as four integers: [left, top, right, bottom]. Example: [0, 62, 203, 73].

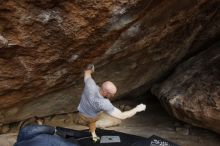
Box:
[69, 128, 148, 146]
[69, 129, 179, 146]
[14, 125, 179, 146]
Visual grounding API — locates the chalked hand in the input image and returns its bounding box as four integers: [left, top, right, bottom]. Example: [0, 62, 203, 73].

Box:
[135, 103, 146, 112]
[86, 64, 95, 73]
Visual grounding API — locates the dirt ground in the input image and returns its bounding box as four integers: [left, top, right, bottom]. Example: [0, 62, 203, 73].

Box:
[1, 97, 220, 146]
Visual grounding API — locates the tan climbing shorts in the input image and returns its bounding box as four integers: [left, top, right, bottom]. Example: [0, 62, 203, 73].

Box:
[74, 113, 100, 133]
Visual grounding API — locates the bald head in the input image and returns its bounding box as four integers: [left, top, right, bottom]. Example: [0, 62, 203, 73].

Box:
[101, 81, 117, 98]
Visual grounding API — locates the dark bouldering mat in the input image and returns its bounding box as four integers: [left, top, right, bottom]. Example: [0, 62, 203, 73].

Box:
[67, 129, 179, 146]
[15, 125, 179, 146]
[68, 128, 148, 146]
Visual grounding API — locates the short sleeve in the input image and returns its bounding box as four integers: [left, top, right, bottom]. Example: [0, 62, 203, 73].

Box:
[98, 99, 115, 114]
[84, 77, 97, 92]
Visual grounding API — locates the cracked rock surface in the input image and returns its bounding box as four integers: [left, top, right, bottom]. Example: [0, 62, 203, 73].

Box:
[0, 0, 220, 135]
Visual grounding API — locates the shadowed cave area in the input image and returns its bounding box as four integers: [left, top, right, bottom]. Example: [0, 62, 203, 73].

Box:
[1, 94, 220, 146]
[0, 0, 220, 146]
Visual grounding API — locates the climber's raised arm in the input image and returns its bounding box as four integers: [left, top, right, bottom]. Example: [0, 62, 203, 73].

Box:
[84, 64, 95, 82]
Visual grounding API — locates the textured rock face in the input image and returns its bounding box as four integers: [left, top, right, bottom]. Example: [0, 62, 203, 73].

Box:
[152, 44, 220, 134]
[0, 0, 220, 124]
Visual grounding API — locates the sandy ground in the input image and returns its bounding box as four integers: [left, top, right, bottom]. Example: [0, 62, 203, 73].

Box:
[1, 97, 220, 146]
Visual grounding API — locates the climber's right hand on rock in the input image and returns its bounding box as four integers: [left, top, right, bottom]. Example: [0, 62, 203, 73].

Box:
[85, 64, 95, 73]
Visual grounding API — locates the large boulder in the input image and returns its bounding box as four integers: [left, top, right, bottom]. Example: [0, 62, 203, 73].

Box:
[0, 0, 220, 124]
[152, 44, 220, 134]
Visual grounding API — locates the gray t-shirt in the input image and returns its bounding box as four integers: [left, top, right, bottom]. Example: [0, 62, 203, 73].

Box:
[77, 77, 115, 117]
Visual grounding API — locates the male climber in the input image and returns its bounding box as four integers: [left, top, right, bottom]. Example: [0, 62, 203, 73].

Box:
[75, 64, 146, 142]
